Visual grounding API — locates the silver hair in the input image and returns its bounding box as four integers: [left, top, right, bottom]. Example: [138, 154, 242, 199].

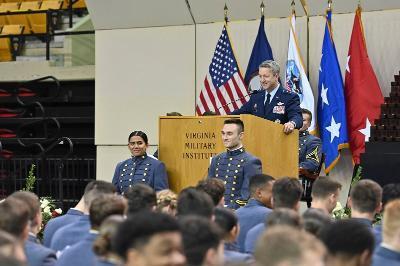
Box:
[259, 60, 280, 76]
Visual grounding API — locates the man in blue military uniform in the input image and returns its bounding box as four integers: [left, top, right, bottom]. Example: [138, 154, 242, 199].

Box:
[231, 60, 302, 134]
[299, 108, 322, 173]
[208, 118, 262, 209]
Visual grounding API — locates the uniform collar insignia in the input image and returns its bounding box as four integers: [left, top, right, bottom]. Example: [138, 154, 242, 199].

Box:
[227, 147, 245, 156]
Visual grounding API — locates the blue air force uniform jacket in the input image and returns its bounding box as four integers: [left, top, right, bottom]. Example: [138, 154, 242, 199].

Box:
[231, 86, 303, 129]
[25, 234, 57, 266]
[208, 148, 262, 209]
[299, 131, 322, 173]
[112, 154, 168, 194]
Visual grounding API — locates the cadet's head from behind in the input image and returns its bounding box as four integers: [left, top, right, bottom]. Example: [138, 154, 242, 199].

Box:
[128, 131, 149, 157]
[258, 60, 280, 92]
[113, 211, 185, 266]
[222, 119, 244, 151]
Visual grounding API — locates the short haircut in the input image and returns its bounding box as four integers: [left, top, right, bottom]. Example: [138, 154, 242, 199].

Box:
[259, 60, 280, 76]
[128, 131, 148, 144]
[382, 183, 400, 210]
[166, 112, 182, 116]
[350, 179, 382, 213]
[0, 198, 29, 238]
[265, 208, 302, 229]
[196, 178, 225, 206]
[301, 108, 313, 122]
[214, 207, 237, 236]
[202, 111, 216, 116]
[382, 199, 400, 242]
[89, 195, 127, 229]
[93, 215, 125, 257]
[320, 219, 374, 258]
[180, 216, 222, 266]
[124, 184, 156, 215]
[255, 226, 325, 266]
[249, 174, 274, 197]
[302, 208, 333, 237]
[177, 187, 214, 219]
[113, 211, 180, 260]
[272, 177, 303, 209]
[8, 191, 40, 226]
[83, 180, 116, 208]
[311, 176, 342, 199]
[224, 119, 244, 133]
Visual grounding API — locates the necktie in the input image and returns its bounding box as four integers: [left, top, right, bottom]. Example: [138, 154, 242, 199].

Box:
[265, 93, 271, 113]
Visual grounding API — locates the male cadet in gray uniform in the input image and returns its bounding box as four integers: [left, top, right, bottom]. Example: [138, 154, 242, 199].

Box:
[208, 118, 262, 209]
[299, 108, 322, 173]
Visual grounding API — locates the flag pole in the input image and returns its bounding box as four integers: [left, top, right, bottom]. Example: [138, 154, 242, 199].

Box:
[299, 0, 310, 77]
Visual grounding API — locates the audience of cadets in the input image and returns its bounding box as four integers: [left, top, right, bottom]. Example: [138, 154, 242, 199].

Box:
[196, 178, 226, 207]
[180, 216, 223, 266]
[254, 226, 326, 266]
[93, 215, 125, 266]
[56, 195, 127, 266]
[321, 219, 375, 266]
[8, 191, 57, 266]
[208, 119, 262, 209]
[235, 174, 274, 252]
[112, 131, 169, 194]
[50, 181, 116, 252]
[113, 212, 186, 266]
[298, 108, 322, 173]
[156, 189, 178, 216]
[372, 199, 400, 266]
[302, 208, 333, 237]
[43, 195, 85, 247]
[309, 176, 342, 215]
[176, 188, 214, 220]
[244, 177, 303, 253]
[214, 207, 253, 264]
[348, 179, 383, 227]
[231, 60, 303, 134]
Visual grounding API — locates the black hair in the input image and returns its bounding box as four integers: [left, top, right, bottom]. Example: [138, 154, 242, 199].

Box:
[224, 119, 244, 133]
[249, 174, 274, 196]
[382, 183, 400, 210]
[128, 131, 148, 145]
[272, 177, 303, 209]
[196, 178, 225, 206]
[177, 187, 214, 219]
[301, 108, 313, 122]
[320, 219, 374, 257]
[124, 184, 157, 215]
[113, 211, 180, 260]
[214, 207, 237, 235]
[180, 215, 222, 266]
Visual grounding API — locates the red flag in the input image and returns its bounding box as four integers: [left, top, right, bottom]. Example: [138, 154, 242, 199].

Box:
[344, 7, 384, 164]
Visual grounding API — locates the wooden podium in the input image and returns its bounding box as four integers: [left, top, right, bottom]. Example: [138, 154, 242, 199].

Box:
[159, 115, 299, 193]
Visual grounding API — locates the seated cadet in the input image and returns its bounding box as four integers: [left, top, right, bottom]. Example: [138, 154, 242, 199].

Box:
[298, 108, 322, 174]
[208, 119, 262, 209]
[8, 191, 57, 266]
[56, 195, 127, 266]
[214, 207, 253, 264]
[112, 131, 169, 194]
[196, 178, 226, 207]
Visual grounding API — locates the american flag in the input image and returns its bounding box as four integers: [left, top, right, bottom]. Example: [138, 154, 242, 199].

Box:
[196, 26, 249, 115]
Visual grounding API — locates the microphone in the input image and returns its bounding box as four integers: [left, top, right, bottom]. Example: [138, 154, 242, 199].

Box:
[216, 89, 261, 112]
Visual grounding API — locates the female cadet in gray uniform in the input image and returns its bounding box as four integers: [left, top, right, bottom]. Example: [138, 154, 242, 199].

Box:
[112, 131, 169, 194]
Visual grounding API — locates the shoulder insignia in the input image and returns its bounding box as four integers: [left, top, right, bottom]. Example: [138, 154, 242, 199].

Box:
[306, 146, 320, 163]
[235, 199, 248, 207]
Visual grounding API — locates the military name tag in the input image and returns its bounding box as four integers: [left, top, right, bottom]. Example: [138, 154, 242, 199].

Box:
[273, 105, 285, 114]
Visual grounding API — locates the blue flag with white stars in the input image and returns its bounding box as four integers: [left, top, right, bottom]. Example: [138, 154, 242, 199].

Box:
[317, 10, 348, 173]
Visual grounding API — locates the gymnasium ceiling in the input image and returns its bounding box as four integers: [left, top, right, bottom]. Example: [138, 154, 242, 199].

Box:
[86, 0, 400, 30]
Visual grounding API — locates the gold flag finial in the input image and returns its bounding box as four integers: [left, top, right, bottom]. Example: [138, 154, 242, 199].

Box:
[260, 1, 265, 17]
[224, 3, 228, 23]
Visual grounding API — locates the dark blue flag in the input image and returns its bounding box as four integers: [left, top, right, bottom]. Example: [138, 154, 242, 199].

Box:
[317, 10, 348, 173]
[244, 15, 274, 91]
